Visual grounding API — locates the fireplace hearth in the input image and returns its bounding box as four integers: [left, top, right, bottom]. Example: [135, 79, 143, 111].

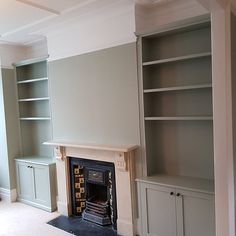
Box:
[69, 157, 117, 229]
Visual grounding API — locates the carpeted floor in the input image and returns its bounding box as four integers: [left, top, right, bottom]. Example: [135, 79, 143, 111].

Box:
[0, 200, 70, 236]
[47, 215, 118, 236]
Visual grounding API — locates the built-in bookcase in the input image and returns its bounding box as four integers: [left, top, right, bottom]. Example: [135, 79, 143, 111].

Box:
[14, 58, 52, 158]
[138, 20, 214, 185]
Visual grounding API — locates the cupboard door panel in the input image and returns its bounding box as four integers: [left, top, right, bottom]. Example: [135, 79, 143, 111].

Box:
[32, 164, 50, 206]
[140, 183, 177, 236]
[16, 162, 33, 200]
[178, 190, 215, 236]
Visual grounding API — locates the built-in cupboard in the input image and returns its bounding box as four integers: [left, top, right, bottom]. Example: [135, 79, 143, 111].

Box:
[136, 18, 215, 236]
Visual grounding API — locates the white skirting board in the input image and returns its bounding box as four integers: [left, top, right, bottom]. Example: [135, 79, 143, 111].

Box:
[0, 188, 17, 202]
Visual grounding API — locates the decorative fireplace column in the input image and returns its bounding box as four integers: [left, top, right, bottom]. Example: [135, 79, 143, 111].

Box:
[44, 141, 138, 236]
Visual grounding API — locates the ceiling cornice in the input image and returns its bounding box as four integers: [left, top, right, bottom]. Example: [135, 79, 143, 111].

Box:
[0, 0, 101, 45]
[16, 0, 61, 15]
[32, 0, 135, 37]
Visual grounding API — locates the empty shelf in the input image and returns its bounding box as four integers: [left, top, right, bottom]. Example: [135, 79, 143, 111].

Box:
[144, 84, 212, 93]
[20, 117, 51, 121]
[18, 97, 49, 102]
[145, 116, 213, 121]
[17, 77, 48, 84]
[143, 52, 211, 66]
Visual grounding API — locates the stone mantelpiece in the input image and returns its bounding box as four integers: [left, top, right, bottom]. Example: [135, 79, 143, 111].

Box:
[44, 141, 138, 236]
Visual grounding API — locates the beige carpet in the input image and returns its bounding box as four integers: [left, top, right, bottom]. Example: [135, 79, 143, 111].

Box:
[0, 200, 71, 236]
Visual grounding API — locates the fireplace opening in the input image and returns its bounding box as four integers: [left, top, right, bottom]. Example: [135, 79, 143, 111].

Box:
[69, 157, 117, 229]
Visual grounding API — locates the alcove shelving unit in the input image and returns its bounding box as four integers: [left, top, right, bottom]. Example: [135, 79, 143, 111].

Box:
[136, 18, 215, 236]
[14, 57, 52, 156]
[13, 57, 56, 212]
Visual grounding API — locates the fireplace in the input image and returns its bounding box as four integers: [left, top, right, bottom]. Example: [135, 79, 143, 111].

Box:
[69, 157, 117, 228]
[44, 141, 138, 236]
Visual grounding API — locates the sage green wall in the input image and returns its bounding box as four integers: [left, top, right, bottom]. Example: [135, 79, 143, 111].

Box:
[48, 43, 140, 146]
[2, 68, 21, 189]
[0, 68, 21, 190]
[0, 69, 10, 189]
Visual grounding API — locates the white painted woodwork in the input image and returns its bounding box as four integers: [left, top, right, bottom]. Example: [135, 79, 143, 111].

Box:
[180, 189, 215, 236]
[15, 157, 57, 212]
[138, 18, 214, 178]
[144, 116, 213, 120]
[143, 84, 212, 93]
[45, 141, 138, 236]
[211, 6, 235, 236]
[143, 184, 177, 236]
[142, 52, 211, 66]
[137, 180, 215, 236]
[16, 161, 33, 201]
[17, 77, 48, 84]
[137, 14, 217, 236]
[135, 0, 208, 35]
[15, 57, 53, 157]
[44, 140, 138, 153]
[137, 175, 214, 194]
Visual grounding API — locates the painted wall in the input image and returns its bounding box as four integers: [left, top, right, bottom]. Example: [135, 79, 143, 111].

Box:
[46, 0, 135, 61]
[0, 69, 10, 189]
[2, 68, 21, 190]
[48, 42, 140, 146]
[0, 68, 21, 190]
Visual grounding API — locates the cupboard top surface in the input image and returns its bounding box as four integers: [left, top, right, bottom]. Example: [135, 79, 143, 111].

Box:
[15, 156, 55, 166]
[136, 174, 214, 194]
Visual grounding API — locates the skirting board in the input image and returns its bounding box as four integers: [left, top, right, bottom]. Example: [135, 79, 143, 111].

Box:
[0, 188, 17, 202]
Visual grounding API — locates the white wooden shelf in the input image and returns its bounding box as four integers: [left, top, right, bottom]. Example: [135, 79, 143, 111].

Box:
[144, 84, 212, 93]
[136, 174, 214, 194]
[18, 97, 49, 102]
[142, 52, 211, 66]
[44, 140, 138, 153]
[145, 116, 213, 121]
[17, 77, 48, 84]
[20, 117, 51, 121]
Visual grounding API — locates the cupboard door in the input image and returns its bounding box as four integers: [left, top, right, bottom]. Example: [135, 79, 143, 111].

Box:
[176, 189, 215, 236]
[32, 164, 50, 206]
[139, 183, 177, 236]
[16, 162, 34, 201]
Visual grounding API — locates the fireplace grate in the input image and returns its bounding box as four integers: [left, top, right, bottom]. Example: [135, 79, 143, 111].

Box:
[70, 158, 117, 229]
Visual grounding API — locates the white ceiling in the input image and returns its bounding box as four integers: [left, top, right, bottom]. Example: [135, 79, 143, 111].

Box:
[0, 0, 105, 45]
[0, 0, 169, 45]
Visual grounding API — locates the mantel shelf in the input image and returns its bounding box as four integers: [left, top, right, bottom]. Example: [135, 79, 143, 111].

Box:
[143, 52, 211, 66]
[44, 140, 139, 153]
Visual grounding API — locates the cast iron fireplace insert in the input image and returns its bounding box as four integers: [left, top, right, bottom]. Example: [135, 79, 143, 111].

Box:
[69, 157, 117, 229]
